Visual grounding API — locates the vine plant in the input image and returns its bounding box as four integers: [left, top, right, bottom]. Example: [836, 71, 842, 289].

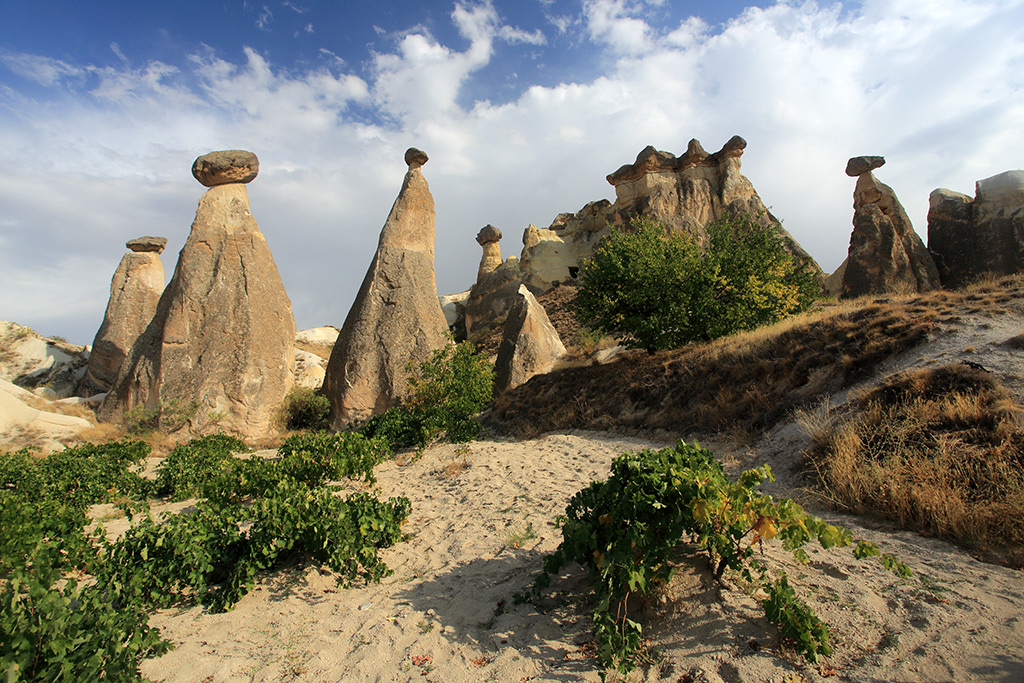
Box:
[524, 441, 910, 675]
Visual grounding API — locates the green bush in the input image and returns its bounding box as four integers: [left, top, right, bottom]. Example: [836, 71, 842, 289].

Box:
[362, 340, 494, 449]
[280, 387, 332, 431]
[526, 441, 909, 674]
[572, 214, 821, 352]
[276, 431, 391, 485]
[155, 433, 249, 501]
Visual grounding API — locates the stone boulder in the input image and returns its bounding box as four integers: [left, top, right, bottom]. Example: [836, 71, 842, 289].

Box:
[845, 156, 886, 177]
[494, 285, 566, 393]
[928, 170, 1024, 288]
[191, 150, 259, 187]
[84, 237, 167, 393]
[100, 151, 295, 437]
[323, 149, 450, 428]
[841, 162, 940, 298]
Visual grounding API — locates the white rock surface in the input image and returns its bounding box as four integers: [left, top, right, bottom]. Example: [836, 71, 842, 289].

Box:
[0, 378, 94, 452]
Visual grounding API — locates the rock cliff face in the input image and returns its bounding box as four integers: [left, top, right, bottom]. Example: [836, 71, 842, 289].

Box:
[100, 152, 295, 437]
[462, 136, 821, 338]
[322, 149, 450, 428]
[929, 170, 1024, 288]
[494, 286, 566, 393]
[841, 157, 940, 298]
[84, 237, 166, 392]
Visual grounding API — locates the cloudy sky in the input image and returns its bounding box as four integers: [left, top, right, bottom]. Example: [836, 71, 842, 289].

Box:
[2, 0, 1022, 344]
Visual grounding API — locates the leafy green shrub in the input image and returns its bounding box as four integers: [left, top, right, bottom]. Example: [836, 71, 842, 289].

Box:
[276, 431, 391, 485]
[125, 398, 200, 434]
[526, 441, 909, 674]
[1, 565, 170, 682]
[573, 214, 820, 352]
[280, 387, 332, 431]
[362, 340, 494, 449]
[156, 433, 249, 500]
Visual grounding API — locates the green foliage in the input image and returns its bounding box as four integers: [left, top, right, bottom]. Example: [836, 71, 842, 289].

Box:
[280, 387, 332, 431]
[573, 214, 821, 351]
[276, 431, 391, 486]
[527, 441, 909, 674]
[155, 434, 250, 501]
[362, 340, 494, 449]
[1, 566, 170, 682]
[126, 398, 200, 434]
[763, 574, 832, 662]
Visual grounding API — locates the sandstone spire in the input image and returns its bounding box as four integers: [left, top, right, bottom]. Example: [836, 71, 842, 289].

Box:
[841, 156, 940, 298]
[323, 148, 450, 428]
[84, 236, 167, 392]
[99, 150, 296, 437]
[475, 225, 503, 280]
[494, 285, 566, 393]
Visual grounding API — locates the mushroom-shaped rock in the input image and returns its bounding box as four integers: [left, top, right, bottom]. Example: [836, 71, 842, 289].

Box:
[85, 238, 167, 392]
[191, 150, 259, 187]
[323, 149, 449, 427]
[718, 135, 747, 159]
[845, 156, 885, 177]
[127, 236, 168, 253]
[476, 225, 504, 280]
[405, 147, 429, 169]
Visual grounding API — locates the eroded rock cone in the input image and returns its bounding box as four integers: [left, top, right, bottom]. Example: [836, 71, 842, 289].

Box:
[100, 152, 295, 437]
[494, 285, 566, 393]
[84, 237, 167, 392]
[323, 149, 449, 428]
[841, 162, 940, 298]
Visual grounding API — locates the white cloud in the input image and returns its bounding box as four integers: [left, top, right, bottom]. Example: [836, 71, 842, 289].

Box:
[1, 0, 1022, 345]
[256, 5, 273, 31]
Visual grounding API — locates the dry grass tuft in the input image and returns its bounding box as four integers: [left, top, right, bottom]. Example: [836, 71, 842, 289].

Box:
[801, 364, 1024, 567]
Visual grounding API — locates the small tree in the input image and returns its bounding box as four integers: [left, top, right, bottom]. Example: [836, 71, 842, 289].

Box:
[572, 214, 820, 351]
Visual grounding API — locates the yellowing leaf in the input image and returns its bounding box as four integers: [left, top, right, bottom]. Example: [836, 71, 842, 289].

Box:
[752, 516, 778, 541]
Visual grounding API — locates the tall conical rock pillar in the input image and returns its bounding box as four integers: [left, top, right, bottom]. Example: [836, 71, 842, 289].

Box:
[840, 156, 940, 298]
[323, 148, 450, 428]
[99, 150, 295, 437]
[84, 236, 167, 393]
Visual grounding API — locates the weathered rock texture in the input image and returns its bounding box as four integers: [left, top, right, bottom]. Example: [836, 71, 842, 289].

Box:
[461, 136, 821, 338]
[323, 150, 449, 428]
[494, 285, 566, 393]
[100, 157, 295, 438]
[476, 225, 503, 280]
[192, 150, 259, 187]
[85, 237, 167, 392]
[0, 322, 89, 398]
[928, 170, 1024, 288]
[845, 156, 886, 177]
[841, 163, 940, 298]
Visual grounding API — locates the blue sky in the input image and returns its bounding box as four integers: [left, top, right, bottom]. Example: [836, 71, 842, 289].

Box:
[2, 0, 1023, 344]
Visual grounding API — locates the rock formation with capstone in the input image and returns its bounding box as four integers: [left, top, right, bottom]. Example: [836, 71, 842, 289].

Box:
[460, 136, 821, 339]
[928, 170, 1024, 288]
[494, 285, 566, 393]
[476, 225, 503, 281]
[84, 236, 167, 393]
[322, 148, 450, 428]
[840, 156, 940, 298]
[100, 150, 295, 437]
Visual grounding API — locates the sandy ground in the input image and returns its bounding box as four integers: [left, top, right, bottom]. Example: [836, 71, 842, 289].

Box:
[135, 428, 1024, 683]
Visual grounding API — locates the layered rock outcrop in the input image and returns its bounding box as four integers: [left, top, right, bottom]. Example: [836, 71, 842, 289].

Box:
[841, 157, 940, 298]
[494, 286, 566, 393]
[928, 170, 1024, 288]
[0, 321, 90, 399]
[84, 236, 167, 392]
[100, 151, 296, 437]
[323, 149, 449, 428]
[462, 136, 821, 338]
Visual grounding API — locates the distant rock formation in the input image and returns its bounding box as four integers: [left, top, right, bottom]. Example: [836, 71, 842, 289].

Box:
[494, 285, 566, 393]
[928, 170, 1024, 288]
[323, 148, 449, 428]
[293, 327, 340, 391]
[0, 321, 90, 399]
[476, 225, 503, 280]
[0, 378, 94, 454]
[841, 157, 940, 298]
[461, 136, 821, 338]
[191, 150, 259, 187]
[100, 150, 296, 437]
[84, 236, 167, 393]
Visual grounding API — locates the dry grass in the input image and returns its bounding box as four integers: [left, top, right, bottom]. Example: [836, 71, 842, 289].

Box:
[800, 364, 1024, 567]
